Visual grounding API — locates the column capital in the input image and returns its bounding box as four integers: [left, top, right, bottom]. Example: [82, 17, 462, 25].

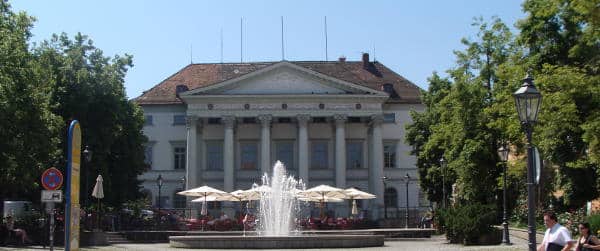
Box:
[333, 114, 347, 126]
[296, 114, 311, 126]
[222, 116, 236, 129]
[185, 115, 198, 129]
[257, 114, 273, 126]
[369, 114, 384, 127]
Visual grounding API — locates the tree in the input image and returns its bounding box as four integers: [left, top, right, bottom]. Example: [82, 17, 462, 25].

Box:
[34, 33, 148, 207]
[0, 0, 62, 201]
[406, 17, 514, 206]
[516, 0, 600, 207]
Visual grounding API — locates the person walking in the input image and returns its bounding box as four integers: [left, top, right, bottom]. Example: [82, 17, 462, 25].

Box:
[538, 211, 575, 251]
[575, 222, 600, 251]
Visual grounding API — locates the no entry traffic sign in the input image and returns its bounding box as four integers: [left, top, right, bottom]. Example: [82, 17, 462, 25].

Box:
[41, 167, 64, 190]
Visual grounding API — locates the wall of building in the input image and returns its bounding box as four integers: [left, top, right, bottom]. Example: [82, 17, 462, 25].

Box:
[138, 102, 428, 215]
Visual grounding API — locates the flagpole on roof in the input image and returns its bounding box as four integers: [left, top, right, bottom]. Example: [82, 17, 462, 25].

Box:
[281, 16, 285, 60]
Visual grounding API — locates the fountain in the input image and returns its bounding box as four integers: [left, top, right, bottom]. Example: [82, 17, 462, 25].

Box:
[169, 161, 384, 249]
[257, 161, 302, 236]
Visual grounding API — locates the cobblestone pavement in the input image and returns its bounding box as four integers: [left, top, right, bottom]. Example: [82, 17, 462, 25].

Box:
[0, 234, 530, 251]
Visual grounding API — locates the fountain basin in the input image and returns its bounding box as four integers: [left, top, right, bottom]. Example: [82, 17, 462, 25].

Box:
[169, 234, 384, 249]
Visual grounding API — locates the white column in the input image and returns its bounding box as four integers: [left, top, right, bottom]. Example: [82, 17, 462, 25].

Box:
[334, 114, 347, 188]
[369, 114, 384, 220]
[258, 115, 272, 176]
[185, 116, 198, 189]
[185, 116, 198, 217]
[395, 139, 402, 169]
[297, 114, 310, 184]
[223, 116, 235, 192]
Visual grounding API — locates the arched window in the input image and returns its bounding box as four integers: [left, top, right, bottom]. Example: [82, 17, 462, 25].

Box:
[384, 188, 398, 208]
[173, 189, 186, 209]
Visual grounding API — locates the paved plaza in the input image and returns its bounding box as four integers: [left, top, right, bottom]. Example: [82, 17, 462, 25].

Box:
[0, 234, 532, 251]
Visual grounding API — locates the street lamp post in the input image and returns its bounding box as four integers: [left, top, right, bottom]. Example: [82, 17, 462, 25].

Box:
[405, 173, 410, 229]
[439, 157, 446, 209]
[156, 174, 164, 227]
[513, 74, 542, 251]
[381, 176, 388, 220]
[83, 146, 92, 207]
[498, 145, 511, 245]
[180, 176, 186, 217]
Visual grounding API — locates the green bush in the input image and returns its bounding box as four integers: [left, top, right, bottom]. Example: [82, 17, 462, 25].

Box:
[440, 203, 497, 245]
[587, 214, 600, 236]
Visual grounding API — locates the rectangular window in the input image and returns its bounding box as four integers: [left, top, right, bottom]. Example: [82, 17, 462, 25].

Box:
[346, 141, 363, 169]
[312, 117, 327, 123]
[155, 196, 170, 208]
[207, 118, 221, 124]
[174, 146, 186, 170]
[383, 113, 395, 123]
[144, 144, 153, 167]
[240, 142, 258, 169]
[173, 192, 186, 208]
[311, 141, 329, 169]
[144, 115, 153, 126]
[242, 117, 256, 124]
[276, 141, 294, 170]
[173, 115, 186, 125]
[206, 141, 223, 170]
[277, 117, 292, 123]
[348, 117, 362, 123]
[384, 142, 396, 168]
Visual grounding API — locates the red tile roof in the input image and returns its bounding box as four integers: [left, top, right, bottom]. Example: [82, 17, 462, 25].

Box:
[133, 60, 422, 105]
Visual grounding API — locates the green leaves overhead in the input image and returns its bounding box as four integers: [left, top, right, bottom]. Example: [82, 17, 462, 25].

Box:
[0, 1, 147, 206]
[407, 0, 599, 210]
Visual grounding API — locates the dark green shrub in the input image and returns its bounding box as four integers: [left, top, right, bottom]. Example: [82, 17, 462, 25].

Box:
[441, 203, 497, 245]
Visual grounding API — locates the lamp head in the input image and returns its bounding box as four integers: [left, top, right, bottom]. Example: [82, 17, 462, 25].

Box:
[498, 145, 509, 162]
[157, 174, 163, 187]
[513, 74, 542, 124]
[83, 145, 92, 163]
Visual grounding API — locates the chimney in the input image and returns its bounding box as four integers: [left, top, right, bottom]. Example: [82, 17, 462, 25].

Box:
[338, 56, 346, 63]
[362, 53, 370, 68]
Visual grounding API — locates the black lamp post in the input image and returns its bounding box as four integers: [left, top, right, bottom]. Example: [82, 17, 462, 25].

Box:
[513, 74, 542, 251]
[83, 146, 92, 207]
[381, 176, 388, 220]
[404, 173, 410, 229]
[498, 145, 511, 245]
[439, 157, 446, 209]
[156, 174, 164, 225]
[180, 176, 186, 217]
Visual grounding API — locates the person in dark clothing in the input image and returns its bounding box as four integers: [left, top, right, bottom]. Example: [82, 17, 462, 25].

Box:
[575, 222, 600, 251]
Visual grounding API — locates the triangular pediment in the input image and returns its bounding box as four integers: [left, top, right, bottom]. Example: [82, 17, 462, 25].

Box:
[181, 62, 388, 96]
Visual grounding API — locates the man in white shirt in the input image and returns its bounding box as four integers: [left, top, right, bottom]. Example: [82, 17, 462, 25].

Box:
[538, 211, 574, 251]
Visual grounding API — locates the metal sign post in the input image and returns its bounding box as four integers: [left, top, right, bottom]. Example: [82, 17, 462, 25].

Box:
[42, 190, 62, 251]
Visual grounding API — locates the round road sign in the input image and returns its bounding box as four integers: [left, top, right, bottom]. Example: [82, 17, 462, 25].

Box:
[41, 167, 63, 190]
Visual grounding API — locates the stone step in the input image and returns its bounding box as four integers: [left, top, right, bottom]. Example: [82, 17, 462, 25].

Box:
[105, 232, 131, 244]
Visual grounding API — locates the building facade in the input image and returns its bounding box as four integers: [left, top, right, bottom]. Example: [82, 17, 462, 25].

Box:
[134, 54, 427, 220]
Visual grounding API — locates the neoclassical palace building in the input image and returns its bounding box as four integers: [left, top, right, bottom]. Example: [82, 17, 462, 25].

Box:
[134, 53, 427, 220]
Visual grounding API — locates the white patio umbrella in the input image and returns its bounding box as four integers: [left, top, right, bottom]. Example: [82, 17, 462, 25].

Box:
[298, 185, 348, 218]
[178, 186, 229, 216]
[91, 175, 104, 230]
[232, 185, 271, 201]
[344, 188, 376, 216]
[298, 184, 348, 199]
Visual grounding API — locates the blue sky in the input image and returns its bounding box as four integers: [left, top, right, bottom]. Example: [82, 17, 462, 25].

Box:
[12, 0, 526, 99]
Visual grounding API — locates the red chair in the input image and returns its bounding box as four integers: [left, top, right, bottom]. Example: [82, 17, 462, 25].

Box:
[308, 218, 319, 230]
[326, 217, 336, 229]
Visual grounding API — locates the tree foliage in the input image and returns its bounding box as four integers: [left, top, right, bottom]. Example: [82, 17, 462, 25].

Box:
[0, 1, 147, 207]
[0, 0, 62, 201]
[407, 0, 599, 213]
